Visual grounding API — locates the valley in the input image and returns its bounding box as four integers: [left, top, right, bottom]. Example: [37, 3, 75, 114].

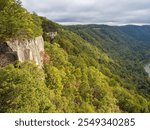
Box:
[0, 0, 150, 113]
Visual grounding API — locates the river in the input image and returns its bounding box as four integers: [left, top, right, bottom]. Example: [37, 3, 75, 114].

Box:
[144, 63, 150, 77]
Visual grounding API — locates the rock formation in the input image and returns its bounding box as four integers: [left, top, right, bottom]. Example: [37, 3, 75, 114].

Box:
[0, 36, 44, 67]
[47, 32, 57, 41]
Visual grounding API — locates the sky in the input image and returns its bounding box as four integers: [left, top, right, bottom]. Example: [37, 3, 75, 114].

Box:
[21, 0, 150, 25]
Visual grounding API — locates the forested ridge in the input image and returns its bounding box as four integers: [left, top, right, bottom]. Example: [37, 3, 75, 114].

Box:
[0, 0, 150, 113]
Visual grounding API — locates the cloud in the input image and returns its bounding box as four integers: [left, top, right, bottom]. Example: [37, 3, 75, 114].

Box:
[21, 0, 150, 25]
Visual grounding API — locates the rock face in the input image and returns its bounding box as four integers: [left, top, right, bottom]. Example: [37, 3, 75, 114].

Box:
[0, 43, 18, 67]
[47, 32, 57, 41]
[0, 36, 44, 67]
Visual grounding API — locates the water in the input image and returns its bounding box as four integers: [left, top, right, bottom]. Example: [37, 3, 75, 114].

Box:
[144, 63, 150, 77]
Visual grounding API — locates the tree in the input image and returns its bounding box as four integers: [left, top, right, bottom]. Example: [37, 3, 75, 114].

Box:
[0, 62, 55, 112]
[0, 0, 42, 42]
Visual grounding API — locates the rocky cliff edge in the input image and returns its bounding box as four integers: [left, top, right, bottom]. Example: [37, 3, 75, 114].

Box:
[0, 36, 44, 67]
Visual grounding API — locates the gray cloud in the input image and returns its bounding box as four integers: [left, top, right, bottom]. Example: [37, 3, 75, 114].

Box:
[21, 0, 150, 25]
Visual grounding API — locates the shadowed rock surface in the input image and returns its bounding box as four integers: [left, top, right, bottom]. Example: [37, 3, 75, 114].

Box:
[0, 43, 18, 67]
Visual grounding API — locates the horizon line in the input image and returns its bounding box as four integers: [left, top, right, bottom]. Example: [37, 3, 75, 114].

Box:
[57, 22, 150, 26]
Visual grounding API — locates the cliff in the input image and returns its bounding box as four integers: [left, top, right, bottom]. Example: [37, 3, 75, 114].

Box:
[0, 36, 44, 67]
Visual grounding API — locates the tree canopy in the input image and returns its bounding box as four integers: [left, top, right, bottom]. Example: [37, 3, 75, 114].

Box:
[0, 0, 42, 42]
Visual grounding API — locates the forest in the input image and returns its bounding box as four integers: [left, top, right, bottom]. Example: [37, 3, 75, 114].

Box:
[0, 0, 150, 113]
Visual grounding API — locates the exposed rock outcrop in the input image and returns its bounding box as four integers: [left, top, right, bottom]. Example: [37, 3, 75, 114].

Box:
[45, 32, 57, 42]
[0, 43, 18, 67]
[48, 32, 57, 40]
[0, 36, 44, 67]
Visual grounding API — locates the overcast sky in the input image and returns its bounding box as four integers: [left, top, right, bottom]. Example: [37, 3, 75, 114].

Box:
[21, 0, 150, 25]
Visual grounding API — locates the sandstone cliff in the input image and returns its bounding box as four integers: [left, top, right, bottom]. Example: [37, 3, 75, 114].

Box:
[0, 36, 44, 67]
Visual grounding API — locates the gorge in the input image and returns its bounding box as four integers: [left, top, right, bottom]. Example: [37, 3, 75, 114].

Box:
[0, 0, 150, 113]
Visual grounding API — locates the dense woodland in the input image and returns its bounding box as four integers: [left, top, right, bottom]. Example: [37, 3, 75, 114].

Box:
[0, 0, 150, 112]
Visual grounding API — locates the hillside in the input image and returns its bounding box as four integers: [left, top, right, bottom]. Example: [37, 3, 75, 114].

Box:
[66, 25, 150, 94]
[0, 0, 150, 113]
